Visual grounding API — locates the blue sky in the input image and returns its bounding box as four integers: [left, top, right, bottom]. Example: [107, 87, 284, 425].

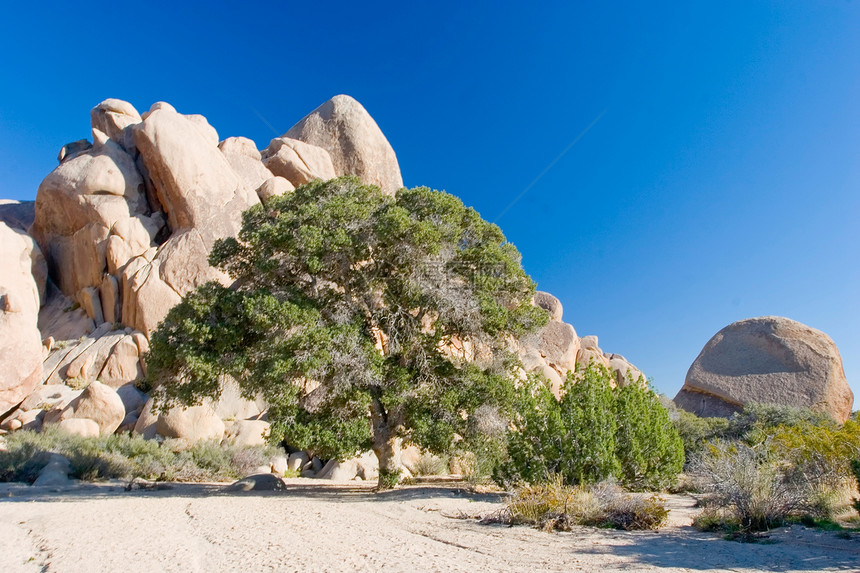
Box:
[1, 1, 857, 399]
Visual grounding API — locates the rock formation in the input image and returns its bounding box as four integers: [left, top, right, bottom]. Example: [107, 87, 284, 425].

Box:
[517, 291, 644, 396]
[674, 316, 853, 423]
[0, 94, 648, 480]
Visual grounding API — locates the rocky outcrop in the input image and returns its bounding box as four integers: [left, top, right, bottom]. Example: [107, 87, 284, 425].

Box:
[517, 291, 644, 396]
[30, 135, 156, 303]
[156, 403, 225, 444]
[674, 316, 853, 423]
[224, 420, 271, 447]
[0, 222, 46, 415]
[3, 94, 653, 474]
[284, 95, 403, 195]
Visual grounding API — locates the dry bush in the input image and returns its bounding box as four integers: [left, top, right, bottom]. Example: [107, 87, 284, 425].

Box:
[412, 452, 448, 477]
[506, 476, 668, 531]
[690, 440, 811, 532]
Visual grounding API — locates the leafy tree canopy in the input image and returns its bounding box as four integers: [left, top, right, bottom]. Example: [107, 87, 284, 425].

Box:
[146, 176, 547, 487]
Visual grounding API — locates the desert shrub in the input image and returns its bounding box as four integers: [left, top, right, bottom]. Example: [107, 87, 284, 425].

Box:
[675, 404, 836, 460]
[69, 451, 132, 481]
[0, 431, 57, 482]
[506, 476, 668, 531]
[0, 428, 129, 482]
[769, 419, 860, 490]
[851, 460, 860, 517]
[614, 380, 685, 490]
[712, 403, 835, 445]
[557, 364, 619, 485]
[412, 452, 449, 477]
[453, 403, 510, 485]
[495, 373, 566, 485]
[498, 363, 683, 490]
[230, 444, 279, 476]
[690, 440, 812, 532]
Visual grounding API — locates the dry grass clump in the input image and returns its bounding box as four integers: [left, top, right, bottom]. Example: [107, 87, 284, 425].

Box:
[411, 452, 449, 477]
[504, 476, 668, 531]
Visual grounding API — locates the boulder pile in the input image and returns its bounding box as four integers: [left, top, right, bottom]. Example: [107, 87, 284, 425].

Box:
[0, 94, 645, 481]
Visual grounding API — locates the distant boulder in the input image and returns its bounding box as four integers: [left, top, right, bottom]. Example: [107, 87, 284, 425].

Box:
[674, 316, 853, 423]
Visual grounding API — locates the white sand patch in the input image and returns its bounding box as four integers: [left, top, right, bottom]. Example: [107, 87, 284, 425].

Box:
[1, 480, 858, 572]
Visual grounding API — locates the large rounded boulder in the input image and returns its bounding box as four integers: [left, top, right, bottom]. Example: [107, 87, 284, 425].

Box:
[674, 316, 853, 422]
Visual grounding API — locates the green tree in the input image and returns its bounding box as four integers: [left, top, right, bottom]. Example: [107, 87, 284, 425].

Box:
[614, 379, 685, 490]
[146, 176, 546, 488]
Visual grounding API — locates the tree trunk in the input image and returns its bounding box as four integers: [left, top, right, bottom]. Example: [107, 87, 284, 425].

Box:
[371, 398, 402, 489]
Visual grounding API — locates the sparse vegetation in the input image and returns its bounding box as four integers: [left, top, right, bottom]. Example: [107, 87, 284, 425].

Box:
[411, 452, 449, 477]
[690, 439, 811, 533]
[0, 429, 281, 483]
[680, 404, 860, 533]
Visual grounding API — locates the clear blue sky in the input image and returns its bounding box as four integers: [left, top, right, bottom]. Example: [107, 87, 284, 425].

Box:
[1, 1, 857, 400]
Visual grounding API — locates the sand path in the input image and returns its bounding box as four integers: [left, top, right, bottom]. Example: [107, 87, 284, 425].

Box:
[1, 479, 859, 572]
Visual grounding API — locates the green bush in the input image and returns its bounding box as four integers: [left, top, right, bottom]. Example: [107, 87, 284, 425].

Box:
[673, 410, 730, 458]
[851, 460, 860, 517]
[497, 363, 684, 490]
[496, 373, 566, 485]
[674, 404, 837, 460]
[557, 363, 619, 485]
[614, 380, 685, 490]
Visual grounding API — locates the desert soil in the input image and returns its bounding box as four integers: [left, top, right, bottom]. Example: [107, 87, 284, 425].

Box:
[1, 479, 858, 572]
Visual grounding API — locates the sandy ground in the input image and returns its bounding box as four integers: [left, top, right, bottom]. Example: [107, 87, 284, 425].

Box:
[1, 479, 859, 572]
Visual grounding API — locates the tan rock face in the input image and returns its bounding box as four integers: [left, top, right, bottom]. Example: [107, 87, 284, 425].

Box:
[674, 316, 853, 423]
[56, 417, 100, 438]
[31, 103, 162, 327]
[224, 420, 271, 447]
[517, 317, 579, 398]
[219, 137, 274, 194]
[256, 176, 295, 204]
[90, 99, 142, 155]
[285, 95, 403, 195]
[133, 102, 260, 247]
[0, 223, 45, 414]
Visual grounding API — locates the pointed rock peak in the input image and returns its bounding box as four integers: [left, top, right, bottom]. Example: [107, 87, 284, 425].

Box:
[286, 95, 403, 195]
